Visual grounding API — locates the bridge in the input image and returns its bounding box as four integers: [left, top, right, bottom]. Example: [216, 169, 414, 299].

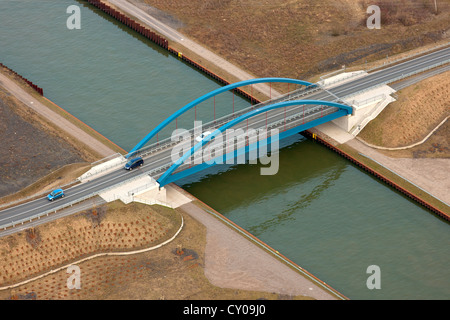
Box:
[0, 45, 449, 230]
[126, 77, 353, 187]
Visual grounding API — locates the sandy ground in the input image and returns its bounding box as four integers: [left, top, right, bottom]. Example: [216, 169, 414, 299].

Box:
[179, 201, 340, 300]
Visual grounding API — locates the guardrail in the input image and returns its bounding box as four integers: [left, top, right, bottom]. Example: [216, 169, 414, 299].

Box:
[0, 102, 341, 231]
[4, 51, 446, 230]
[315, 42, 450, 89]
[0, 154, 125, 210]
[342, 59, 450, 99]
[131, 101, 339, 172]
[366, 42, 450, 72]
[0, 179, 80, 211]
[168, 105, 339, 173]
[391, 64, 450, 91]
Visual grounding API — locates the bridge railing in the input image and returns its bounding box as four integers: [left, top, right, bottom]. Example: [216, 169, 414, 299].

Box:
[131, 99, 340, 167]
[319, 71, 368, 88]
[128, 85, 324, 159]
[0, 153, 127, 211]
[348, 94, 386, 108]
[0, 178, 80, 211]
[138, 101, 333, 164]
[0, 103, 341, 231]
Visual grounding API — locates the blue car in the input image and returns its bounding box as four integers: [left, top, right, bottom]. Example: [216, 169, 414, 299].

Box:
[124, 157, 144, 170]
[47, 189, 65, 201]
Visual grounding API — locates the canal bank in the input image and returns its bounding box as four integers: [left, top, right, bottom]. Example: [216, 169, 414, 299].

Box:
[88, 0, 449, 219]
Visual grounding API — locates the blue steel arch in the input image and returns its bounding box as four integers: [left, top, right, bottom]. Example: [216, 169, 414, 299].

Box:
[128, 77, 316, 156]
[157, 99, 353, 186]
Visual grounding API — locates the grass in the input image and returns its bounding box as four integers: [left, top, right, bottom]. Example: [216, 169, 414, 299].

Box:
[1, 0, 448, 300]
[358, 71, 449, 145]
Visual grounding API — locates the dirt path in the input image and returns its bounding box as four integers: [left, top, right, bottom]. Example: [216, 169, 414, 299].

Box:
[179, 201, 342, 300]
[0, 73, 117, 159]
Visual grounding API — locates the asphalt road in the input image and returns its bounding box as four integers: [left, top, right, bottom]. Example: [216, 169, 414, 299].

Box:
[1, 46, 449, 229]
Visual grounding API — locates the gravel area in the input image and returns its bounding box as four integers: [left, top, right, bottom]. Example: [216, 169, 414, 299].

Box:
[179, 201, 342, 300]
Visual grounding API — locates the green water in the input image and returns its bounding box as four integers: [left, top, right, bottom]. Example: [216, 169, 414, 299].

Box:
[1, 0, 448, 299]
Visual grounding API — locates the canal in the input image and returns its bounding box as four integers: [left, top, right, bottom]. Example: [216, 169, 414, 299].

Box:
[0, 0, 448, 299]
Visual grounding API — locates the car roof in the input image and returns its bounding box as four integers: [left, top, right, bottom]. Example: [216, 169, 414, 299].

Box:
[53, 188, 63, 192]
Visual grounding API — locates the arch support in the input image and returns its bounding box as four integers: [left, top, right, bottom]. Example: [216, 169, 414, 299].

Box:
[128, 78, 316, 156]
[157, 99, 352, 186]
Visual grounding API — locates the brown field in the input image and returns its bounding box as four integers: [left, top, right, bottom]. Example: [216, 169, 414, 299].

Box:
[0, 201, 310, 300]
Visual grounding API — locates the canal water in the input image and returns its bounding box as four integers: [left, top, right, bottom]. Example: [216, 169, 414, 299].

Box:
[1, 0, 448, 299]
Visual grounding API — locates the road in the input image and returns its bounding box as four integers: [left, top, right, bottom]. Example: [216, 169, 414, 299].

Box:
[0, 73, 119, 158]
[0, 45, 449, 230]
